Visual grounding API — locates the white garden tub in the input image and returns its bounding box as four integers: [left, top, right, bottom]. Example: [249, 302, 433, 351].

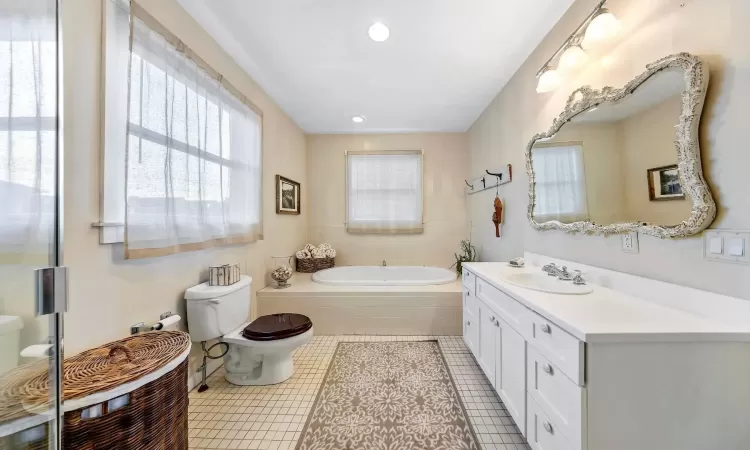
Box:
[312, 266, 457, 286]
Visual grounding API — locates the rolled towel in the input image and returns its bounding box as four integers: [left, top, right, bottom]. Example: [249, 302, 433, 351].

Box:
[325, 249, 336, 258]
[304, 244, 316, 252]
[318, 243, 332, 251]
[295, 250, 308, 259]
[311, 248, 327, 259]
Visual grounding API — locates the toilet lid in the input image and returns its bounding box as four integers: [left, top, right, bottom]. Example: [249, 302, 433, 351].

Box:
[241, 313, 312, 341]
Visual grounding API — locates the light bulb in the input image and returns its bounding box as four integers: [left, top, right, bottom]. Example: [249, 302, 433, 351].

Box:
[558, 45, 588, 72]
[584, 9, 620, 45]
[368, 22, 390, 42]
[536, 68, 562, 94]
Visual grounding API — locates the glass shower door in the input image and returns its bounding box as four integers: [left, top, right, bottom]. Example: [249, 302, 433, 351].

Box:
[0, 0, 65, 448]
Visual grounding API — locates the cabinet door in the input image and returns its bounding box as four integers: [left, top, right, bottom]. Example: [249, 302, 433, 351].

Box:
[463, 299, 478, 357]
[477, 301, 497, 386]
[496, 318, 527, 436]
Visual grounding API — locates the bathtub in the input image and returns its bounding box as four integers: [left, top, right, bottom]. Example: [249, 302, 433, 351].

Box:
[312, 266, 457, 286]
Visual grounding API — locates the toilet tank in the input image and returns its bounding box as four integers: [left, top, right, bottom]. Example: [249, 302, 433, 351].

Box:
[185, 276, 251, 342]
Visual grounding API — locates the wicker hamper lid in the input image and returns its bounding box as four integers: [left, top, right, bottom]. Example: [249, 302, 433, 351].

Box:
[0, 331, 190, 426]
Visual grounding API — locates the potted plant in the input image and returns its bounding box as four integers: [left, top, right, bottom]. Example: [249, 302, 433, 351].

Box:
[451, 239, 477, 275]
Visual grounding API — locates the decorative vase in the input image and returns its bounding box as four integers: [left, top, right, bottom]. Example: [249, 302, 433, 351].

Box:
[271, 256, 293, 289]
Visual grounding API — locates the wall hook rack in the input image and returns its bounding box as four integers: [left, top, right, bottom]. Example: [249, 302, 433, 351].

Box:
[466, 164, 512, 195]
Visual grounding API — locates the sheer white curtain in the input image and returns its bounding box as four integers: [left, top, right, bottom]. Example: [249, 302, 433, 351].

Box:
[125, 4, 262, 259]
[532, 143, 589, 223]
[346, 150, 423, 234]
[0, 3, 57, 257]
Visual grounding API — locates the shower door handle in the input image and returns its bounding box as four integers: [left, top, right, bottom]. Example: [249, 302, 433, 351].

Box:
[35, 266, 68, 316]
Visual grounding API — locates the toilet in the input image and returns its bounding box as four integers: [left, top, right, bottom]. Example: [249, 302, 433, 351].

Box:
[185, 276, 313, 386]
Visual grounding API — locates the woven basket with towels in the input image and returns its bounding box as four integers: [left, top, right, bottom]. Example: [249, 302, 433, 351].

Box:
[295, 243, 336, 273]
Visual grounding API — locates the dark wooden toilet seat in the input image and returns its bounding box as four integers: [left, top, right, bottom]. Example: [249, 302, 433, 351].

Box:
[241, 313, 313, 341]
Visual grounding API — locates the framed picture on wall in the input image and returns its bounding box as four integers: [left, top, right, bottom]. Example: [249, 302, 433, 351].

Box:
[647, 164, 685, 201]
[276, 175, 301, 215]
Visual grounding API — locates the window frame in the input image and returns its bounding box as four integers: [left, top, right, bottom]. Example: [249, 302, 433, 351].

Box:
[344, 149, 424, 235]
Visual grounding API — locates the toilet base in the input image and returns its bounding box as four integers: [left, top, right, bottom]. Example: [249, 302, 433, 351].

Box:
[221, 327, 313, 386]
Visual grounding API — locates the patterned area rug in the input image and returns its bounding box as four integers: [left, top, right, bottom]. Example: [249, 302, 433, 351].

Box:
[296, 341, 479, 450]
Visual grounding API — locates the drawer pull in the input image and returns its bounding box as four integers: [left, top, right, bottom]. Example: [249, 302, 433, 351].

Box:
[543, 421, 554, 434]
[540, 323, 552, 334]
[466, 291, 471, 296]
[543, 364, 554, 375]
[466, 321, 471, 326]
[489, 316, 496, 323]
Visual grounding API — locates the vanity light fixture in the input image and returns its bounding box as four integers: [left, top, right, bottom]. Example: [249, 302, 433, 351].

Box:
[368, 22, 390, 42]
[535, 0, 620, 94]
[584, 9, 621, 45]
[352, 115, 366, 123]
[559, 44, 589, 72]
[536, 67, 562, 94]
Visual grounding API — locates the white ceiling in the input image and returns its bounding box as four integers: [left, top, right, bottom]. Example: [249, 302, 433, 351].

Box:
[177, 0, 574, 134]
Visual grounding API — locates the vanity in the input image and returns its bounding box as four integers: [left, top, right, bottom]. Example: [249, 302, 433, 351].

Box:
[462, 257, 750, 450]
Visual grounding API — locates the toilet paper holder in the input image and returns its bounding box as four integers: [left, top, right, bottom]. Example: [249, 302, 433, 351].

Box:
[131, 311, 181, 335]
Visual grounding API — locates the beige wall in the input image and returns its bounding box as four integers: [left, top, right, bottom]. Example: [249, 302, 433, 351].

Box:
[621, 94, 692, 224]
[469, 0, 750, 299]
[306, 134, 469, 268]
[61, 0, 307, 376]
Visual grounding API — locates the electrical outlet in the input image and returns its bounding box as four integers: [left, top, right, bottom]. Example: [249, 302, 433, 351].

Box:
[621, 231, 639, 254]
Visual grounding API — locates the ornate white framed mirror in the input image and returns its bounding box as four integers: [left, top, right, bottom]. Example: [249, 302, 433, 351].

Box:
[526, 53, 716, 238]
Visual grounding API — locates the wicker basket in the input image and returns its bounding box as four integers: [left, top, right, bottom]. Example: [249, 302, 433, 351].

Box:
[296, 257, 335, 273]
[0, 331, 191, 450]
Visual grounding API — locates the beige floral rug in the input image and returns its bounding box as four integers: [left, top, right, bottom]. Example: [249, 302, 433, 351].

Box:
[296, 341, 479, 450]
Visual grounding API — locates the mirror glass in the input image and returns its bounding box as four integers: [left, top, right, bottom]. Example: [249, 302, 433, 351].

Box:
[530, 68, 691, 227]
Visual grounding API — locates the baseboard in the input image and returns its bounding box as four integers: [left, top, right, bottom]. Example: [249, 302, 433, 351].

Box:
[187, 358, 224, 392]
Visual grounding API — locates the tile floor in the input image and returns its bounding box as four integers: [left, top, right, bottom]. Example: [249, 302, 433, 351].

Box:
[188, 336, 531, 450]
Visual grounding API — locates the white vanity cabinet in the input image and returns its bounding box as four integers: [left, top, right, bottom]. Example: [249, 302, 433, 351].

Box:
[473, 293, 528, 436]
[461, 261, 750, 450]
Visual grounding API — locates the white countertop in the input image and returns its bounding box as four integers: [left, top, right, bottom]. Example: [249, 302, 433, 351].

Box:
[462, 262, 750, 344]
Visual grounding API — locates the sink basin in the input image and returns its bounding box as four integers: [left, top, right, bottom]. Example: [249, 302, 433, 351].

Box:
[502, 272, 593, 295]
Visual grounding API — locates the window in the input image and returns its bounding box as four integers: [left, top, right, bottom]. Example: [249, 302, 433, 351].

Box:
[0, 6, 58, 255]
[346, 150, 423, 234]
[531, 142, 589, 223]
[100, 1, 263, 257]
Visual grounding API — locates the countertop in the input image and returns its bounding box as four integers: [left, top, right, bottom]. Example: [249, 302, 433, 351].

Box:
[462, 262, 750, 344]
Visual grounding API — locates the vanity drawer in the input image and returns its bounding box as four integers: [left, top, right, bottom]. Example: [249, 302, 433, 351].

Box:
[463, 288, 477, 317]
[462, 269, 476, 293]
[528, 311, 584, 385]
[526, 394, 577, 450]
[527, 346, 585, 450]
[476, 277, 528, 334]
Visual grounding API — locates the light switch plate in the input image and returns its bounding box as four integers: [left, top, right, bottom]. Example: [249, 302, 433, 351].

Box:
[621, 231, 639, 254]
[708, 236, 723, 254]
[704, 230, 750, 265]
[728, 238, 745, 256]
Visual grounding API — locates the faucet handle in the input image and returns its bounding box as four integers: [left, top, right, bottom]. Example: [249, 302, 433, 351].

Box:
[572, 270, 586, 285]
[558, 266, 574, 280]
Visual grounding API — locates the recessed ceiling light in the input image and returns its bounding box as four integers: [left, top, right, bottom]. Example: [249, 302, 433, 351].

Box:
[352, 115, 366, 123]
[368, 22, 389, 42]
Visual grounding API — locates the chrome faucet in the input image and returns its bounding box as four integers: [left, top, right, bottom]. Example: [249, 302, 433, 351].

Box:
[382, 260, 387, 267]
[542, 263, 574, 280]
